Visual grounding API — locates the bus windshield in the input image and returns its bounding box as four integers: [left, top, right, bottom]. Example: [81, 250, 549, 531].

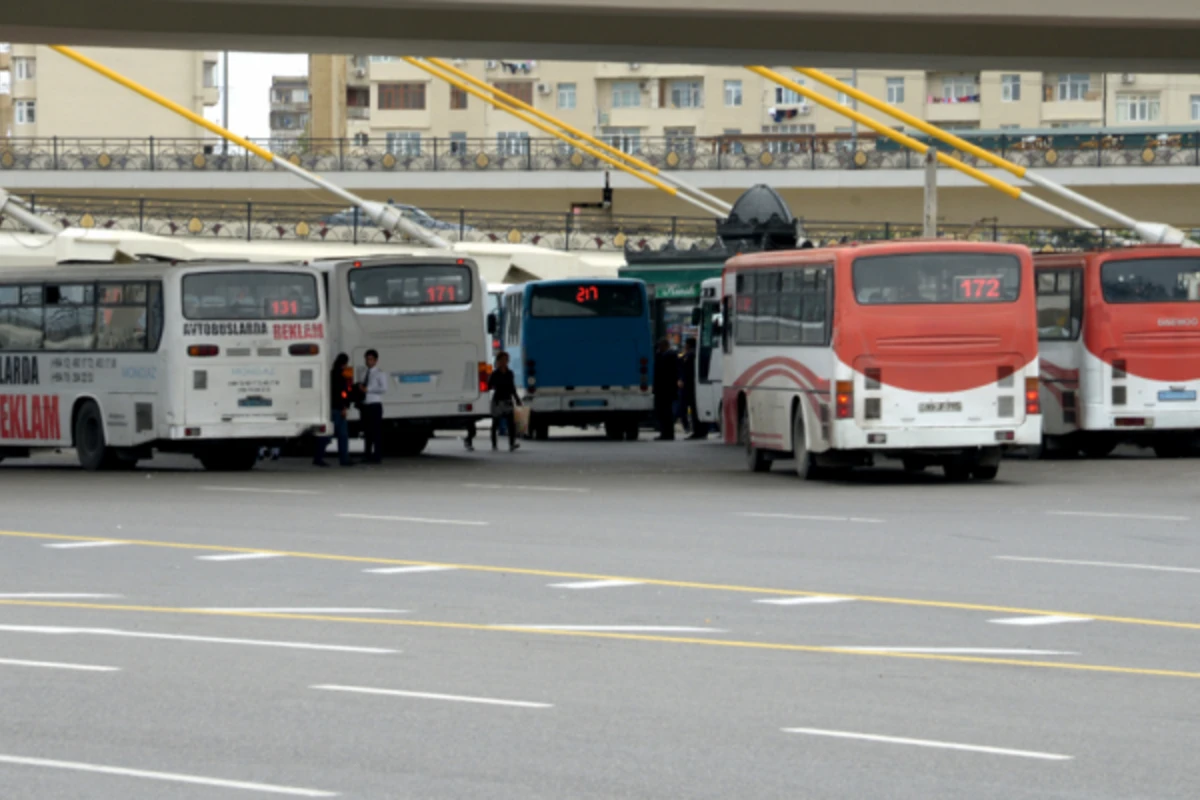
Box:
[348, 264, 473, 308]
[1100, 258, 1200, 303]
[853, 253, 1021, 305]
[530, 283, 643, 318]
[183, 271, 319, 320]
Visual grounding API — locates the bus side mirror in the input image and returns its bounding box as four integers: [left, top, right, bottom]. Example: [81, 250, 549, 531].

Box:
[690, 307, 702, 325]
[487, 313, 498, 335]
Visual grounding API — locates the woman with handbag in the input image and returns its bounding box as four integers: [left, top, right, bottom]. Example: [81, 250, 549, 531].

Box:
[489, 351, 521, 452]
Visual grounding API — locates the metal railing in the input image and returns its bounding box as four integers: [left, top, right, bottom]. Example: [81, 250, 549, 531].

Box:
[2, 192, 1190, 253]
[2, 131, 1199, 173]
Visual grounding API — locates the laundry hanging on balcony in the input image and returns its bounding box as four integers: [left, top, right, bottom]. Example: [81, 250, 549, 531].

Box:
[768, 107, 800, 122]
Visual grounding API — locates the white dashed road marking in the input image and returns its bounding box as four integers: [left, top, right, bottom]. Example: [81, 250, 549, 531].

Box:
[364, 566, 458, 575]
[1045, 510, 1189, 522]
[339, 513, 488, 527]
[43, 541, 128, 550]
[996, 555, 1200, 575]
[782, 728, 1072, 761]
[737, 512, 884, 524]
[755, 596, 854, 606]
[312, 684, 551, 709]
[989, 615, 1093, 626]
[548, 579, 644, 590]
[196, 553, 285, 562]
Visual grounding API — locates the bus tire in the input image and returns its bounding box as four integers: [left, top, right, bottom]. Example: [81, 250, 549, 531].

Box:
[624, 418, 640, 441]
[1079, 436, 1117, 459]
[198, 445, 259, 472]
[604, 420, 624, 441]
[740, 413, 770, 473]
[792, 409, 820, 480]
[1153, 439, 1190, 459]
[943, 459, 973, 483]
[534, 420, 550, 441]
[972, 463, 1000, 481]
[74, 401, 113, 472]
[391, 432, 430, 457]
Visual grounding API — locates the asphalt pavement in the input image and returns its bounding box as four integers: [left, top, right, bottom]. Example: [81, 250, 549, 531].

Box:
[1, 430, 1198, 799]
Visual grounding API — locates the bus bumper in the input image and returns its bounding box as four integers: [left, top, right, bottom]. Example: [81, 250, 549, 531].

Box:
[526, 392, 653, 414]
[833, 418, 1041, 451]
[168, 421, 328, 440]
[1083, 405, 1200, 432]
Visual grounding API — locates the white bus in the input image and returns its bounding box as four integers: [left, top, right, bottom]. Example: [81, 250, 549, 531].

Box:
[724, 242, 1041, 481]
[0, 261, 329, 471]
[313, 255, 492, 455]
[693, 277, 724, 433]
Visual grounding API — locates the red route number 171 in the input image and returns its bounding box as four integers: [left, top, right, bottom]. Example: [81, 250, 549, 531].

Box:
[958, 276, 1001, 300]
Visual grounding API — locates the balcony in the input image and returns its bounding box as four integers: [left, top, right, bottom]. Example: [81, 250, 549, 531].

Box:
[1042, 88, 1103, 123]
[347, 107, 370, 121]
[925, 99, 981, 123]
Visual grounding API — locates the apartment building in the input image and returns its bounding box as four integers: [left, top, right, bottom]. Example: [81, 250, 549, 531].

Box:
[0, 43, 219, 138]
[269, 75, 311, 148]
[303, 58, 1200, 154]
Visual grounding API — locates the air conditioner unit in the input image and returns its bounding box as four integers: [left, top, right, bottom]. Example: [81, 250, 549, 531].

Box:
[486, 60, 498, 70]
[1121, 73, 1136, 85]
[536, 82, 552, 95]
[629, 63, 641, 71]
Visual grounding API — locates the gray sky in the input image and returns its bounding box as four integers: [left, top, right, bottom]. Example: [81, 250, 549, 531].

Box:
[205, 52, 308, 140]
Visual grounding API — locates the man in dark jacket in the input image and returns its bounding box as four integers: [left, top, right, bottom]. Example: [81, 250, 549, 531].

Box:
[653, 338, 678, 441]
[678, 337, 702, 439]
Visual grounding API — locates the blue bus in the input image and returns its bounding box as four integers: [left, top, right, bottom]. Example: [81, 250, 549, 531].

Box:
[501, 279, 654, 441]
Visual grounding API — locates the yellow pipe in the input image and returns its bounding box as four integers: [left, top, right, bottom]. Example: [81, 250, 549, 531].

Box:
[402, 58, 685, 201]
[747, 67, 1021, 200]
[795, 68, 1027, 178]
[50, 45, 276, 164]
[426, 56, 665, 178]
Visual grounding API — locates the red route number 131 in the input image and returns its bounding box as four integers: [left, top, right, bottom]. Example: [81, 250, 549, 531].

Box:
[957, 276, 1001, 300]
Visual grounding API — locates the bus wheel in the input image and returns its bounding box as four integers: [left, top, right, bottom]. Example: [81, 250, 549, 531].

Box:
[1153, 439, 1190, 459]
[604, 420, 624, 441]
[972, 463, 1000, 481]
[792, 410, 820, 480]
[624, 418, 640, 441]
[740, 413, 770, 473]
[198, 444, 259, 472]
[534, 421, 550, 441]
[389, 432, 430, 457]
[901, 458, 926, 474]
[74, 402, 113, 472]
[943, 458, 973, 483]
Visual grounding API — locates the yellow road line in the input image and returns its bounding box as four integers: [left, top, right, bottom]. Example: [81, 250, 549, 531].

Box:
[0, 599, 1197, 680]
[3, 529, 1199, 631]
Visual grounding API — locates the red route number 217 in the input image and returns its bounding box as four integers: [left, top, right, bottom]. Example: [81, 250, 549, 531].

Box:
[576, 285, 599, 303]
[957, 276, 1001, 300]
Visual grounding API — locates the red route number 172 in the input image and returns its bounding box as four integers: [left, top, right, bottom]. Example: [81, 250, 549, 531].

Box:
[958, 276, 1001, 300]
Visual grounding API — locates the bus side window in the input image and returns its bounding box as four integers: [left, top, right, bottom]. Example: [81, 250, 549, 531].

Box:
[1036, 269, 1081, 341]
[148, 282, 164, 351]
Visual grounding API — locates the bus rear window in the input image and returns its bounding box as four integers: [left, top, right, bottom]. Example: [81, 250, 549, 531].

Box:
[853, 253, 1021, 305]
[530, 283, 644, 318]
[183, 272, 319, 320]
[1101, 258, 1200, 303]
[348, 265, 472, 308]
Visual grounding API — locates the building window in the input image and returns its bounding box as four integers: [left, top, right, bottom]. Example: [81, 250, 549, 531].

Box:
[385, 131, 421, 156]
[203, 61, 217, 89]
[557, 82, 576, 110]
[378, 82, 426, 110]
[14, 100, 35, 125]
[1001, 74, 1021, 102]
[837, 77, 856, 106]
[353, 133, 369, 146]
[1193, 95, 1200, 121]
[611, 81, 640, 109]
[775, 84, 804, 105]
[497, 131, 530, 157]
[351, 55, 369, 69]
[602, 127, 641, 154]
[493, 81, 533, 105]
[346, 87, 370, 107]
[723, 129, 744, 155]
[1057, 73, 1090, 101]
[14, 57, 35, 81]
[369, 55, 396, 63]
[668, 80, 703, 109]
[292, 89, 309, 103]
[664, 127, 696, 154]
[450, 86, 468, 110]
[1116, 93, 1160, 123]
[762, 123, 815, 153]
[886, 77, 904, 104]
[942, 76, 977, 101]
[449, 132, 468, 156]
[718, 79, 741, 108]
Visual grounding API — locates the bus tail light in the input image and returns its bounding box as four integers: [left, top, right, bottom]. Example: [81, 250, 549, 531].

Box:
[289, 343, 320, 356]
[184, 427, 202, 437]
[995, 430, 1016, 442]
[835, 380, 853, 419]
[478, 362, 492, 393]
[188, 345, 218, 357]
[1115, 417, 1147, 427]
[1025, 377, 1041, 415]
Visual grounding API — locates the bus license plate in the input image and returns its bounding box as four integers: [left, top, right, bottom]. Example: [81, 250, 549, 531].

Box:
[570, 399, 608, 408]
[1158, 390, 1197, 402]
[398, 374, 433, 384]
[918, 401, 962, 413]
[238, 396, 273, 408]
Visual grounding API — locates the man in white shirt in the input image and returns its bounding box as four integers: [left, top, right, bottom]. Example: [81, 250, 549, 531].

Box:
[359, 349, 387, 463]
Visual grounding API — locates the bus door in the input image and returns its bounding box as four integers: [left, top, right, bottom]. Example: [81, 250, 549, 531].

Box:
[695, 287, 723, 424]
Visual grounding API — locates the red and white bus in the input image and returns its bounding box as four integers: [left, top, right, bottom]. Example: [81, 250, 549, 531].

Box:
[721, 241, 1040, 481]
[1035, 246, 1200, 458]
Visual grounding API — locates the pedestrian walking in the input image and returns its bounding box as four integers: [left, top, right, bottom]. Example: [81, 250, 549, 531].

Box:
[489, 351, 521, 452]
[653, 338, 678, 441]
[359, 349, 387, 463]
[317, 352, 354, 467]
